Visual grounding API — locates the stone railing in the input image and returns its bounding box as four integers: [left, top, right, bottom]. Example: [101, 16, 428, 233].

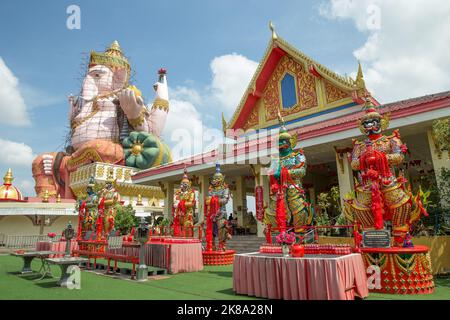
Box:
[5, 234, 62, 249]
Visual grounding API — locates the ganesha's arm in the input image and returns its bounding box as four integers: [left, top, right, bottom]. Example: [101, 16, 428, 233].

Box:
[146, 102, 169, 138]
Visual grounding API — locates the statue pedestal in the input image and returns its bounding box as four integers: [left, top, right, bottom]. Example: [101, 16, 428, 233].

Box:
[361, 245, 434, 294]
[136, 265, 148, 281]
[202, 250, 235, 266]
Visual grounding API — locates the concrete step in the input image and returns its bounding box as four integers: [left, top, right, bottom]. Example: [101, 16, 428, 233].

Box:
[201, 235, 266, 253]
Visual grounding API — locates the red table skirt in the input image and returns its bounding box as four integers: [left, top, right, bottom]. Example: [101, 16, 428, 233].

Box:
[36, 240, 79, 258]
[111, 242, 203, 274]
[233, 253, 369, 300]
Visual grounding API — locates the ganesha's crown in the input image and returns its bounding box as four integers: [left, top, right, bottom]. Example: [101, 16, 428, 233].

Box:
[89, 40, 130, 74]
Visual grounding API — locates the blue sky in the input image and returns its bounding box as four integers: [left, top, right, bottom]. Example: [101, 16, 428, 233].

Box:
[0, 0, 449, 195]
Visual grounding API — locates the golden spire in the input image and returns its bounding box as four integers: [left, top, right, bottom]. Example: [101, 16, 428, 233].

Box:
[221, 112, 228, 135]
[136, 194, 143, 206]
[42, 190, 49, 203]
[269, 21, 278, 40]
[355, 60, 366, 89]
[106, 40, 123, 57]
[56, 194, 61, 203]
[3, 168, 13, 186]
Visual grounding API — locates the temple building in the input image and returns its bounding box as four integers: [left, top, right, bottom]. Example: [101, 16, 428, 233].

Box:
[0, 165, 164, 236]
[132, 28, 450, 237]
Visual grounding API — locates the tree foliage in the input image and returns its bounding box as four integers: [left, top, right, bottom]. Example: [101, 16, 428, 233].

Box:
[432, 118, 450, 152]
[114, 204, 139, 235]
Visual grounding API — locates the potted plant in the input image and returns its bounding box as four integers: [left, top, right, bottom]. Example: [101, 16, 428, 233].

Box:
[276, 231, 296, 257]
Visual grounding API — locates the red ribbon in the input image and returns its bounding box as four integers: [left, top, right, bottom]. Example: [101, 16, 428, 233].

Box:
[96, 198, 104, 239]
[205, 196, 220, 251]
[77, 201, 86, 240]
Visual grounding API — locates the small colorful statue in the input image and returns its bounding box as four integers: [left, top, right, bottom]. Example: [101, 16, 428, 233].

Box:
[174, 167, 196, 237]
[205, 164, 232, 251]
[344, 97, 428, 246]
[97, 169, 120, 239]
[77, 176, 99, 239]
[264, 112, 313, 233]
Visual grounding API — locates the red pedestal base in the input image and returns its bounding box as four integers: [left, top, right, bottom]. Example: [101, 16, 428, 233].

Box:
[202, 250, 235, 265]
[361, 245, 434, 295]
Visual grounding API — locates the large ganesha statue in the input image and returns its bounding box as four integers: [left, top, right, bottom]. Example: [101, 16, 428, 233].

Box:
[32, 41, 171, 199]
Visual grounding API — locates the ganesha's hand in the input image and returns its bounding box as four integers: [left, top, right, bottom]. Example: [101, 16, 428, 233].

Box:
[117, 87, 146, 120]
[42, 154, 54, 175]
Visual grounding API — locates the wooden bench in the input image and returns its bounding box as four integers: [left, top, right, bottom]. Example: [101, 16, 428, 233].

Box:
[72, 240, 107, 269]
[104, 237, 138, 279]
[73, 237, 138, 279]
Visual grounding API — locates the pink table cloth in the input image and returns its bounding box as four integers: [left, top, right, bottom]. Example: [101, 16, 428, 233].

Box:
[233, 253, 368, 300]
[115, 242, 203, 274]
[36, 240, 79, 258]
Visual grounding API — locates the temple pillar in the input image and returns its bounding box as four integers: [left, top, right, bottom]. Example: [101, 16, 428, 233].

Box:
[162, 181, 174, 219]
[427, 129, 450, 207]
[234, 176, 246, 227]
[39, 215, 45, 235]
[197, 175, 209, 223]
[335, 149, 354, 210]
[256, 169, 270, 238]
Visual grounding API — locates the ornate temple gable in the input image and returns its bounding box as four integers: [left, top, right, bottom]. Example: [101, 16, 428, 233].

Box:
[324, 80, 351, 104]
[225, 30, 379, 134]
[242, 105, 259, 131]
[263, 55, 317, 122]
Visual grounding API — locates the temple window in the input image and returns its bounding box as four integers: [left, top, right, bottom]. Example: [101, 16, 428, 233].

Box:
[280, 73, 297, 109]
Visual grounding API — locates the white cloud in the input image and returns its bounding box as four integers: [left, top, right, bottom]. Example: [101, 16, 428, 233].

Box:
[164, 99, 214, 161]
[319, 0, 450, 102]
[0, 138, 35, 166]
[170, 86, 203, 106]
[0, 57, 31, 126]
[162, 53, 258, 161]
[210, 53, 258, 114]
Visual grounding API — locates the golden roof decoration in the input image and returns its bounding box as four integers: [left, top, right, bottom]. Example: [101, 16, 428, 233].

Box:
[0, 168, 23, 202]
[226, 28, 369, 129]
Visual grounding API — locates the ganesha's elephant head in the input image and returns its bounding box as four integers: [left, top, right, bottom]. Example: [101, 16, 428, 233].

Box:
[81, 40, 129, 100]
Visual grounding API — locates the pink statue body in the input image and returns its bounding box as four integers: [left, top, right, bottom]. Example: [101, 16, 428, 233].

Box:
[32, 41, 170, 199]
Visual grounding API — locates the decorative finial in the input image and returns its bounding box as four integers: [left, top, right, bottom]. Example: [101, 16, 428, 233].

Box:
[277, 110, 285, 125]
[221, 112, 228, 135]
[158, 68, 167, 75]
[56, 194, 61, 203]
[137, 194, 143, 206]
[3, 168, 13, 186]
[355, 60, 366, 89]
[42, 190, 49, 203]
[269, 21, 278, 40]
[108, 40, 122, 53]
[215, 163, 221, 174]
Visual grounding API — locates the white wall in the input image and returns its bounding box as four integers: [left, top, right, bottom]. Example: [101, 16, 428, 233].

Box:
[0, 215, 79, 236]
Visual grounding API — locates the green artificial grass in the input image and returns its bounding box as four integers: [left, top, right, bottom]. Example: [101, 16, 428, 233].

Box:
[0, 254, 449, 300]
